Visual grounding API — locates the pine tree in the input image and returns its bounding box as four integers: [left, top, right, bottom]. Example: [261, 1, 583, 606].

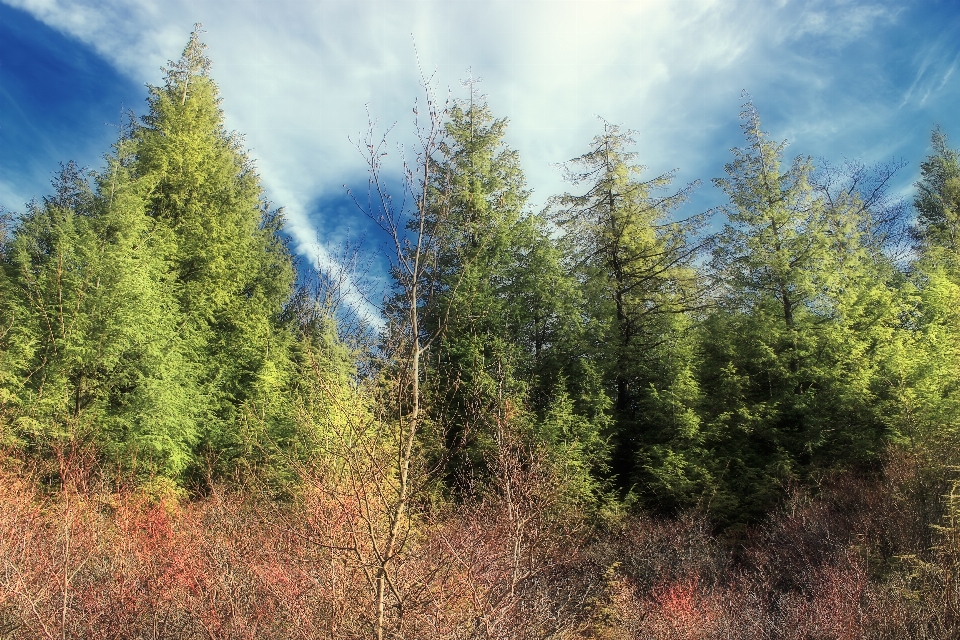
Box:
[551, 121, 706, 496]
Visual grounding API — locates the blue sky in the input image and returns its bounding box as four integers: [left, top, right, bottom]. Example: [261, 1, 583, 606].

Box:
[3, 0, 960, 304]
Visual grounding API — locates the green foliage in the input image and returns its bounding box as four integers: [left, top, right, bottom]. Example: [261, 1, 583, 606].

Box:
[0, 153, 201, 477]
[551, 122, 706, 501]
[131, 31, 298, 480]
[418, 88, 536, 487]
[410, 87, 607, 498]
[538, 383, 609, 504]
[699, 101, 902, 524]
[895, 129, 960, 474]
[633, 316, 714, 512]
[914, 127, 960, 257]
[0, 29, 333, 488]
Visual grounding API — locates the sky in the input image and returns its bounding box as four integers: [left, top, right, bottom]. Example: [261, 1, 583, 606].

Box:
[3, 0, 960, 311]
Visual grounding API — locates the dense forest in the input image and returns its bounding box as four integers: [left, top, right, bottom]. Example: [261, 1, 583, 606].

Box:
[3, 30, 960, 638]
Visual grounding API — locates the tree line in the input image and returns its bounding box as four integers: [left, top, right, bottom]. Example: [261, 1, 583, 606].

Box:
[3, 30, 960, 532]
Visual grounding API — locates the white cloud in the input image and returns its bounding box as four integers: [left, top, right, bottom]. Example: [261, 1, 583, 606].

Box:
[900, 17, 960, 110]
[2, 0, 919, 310]
[793, 0, 898, 43]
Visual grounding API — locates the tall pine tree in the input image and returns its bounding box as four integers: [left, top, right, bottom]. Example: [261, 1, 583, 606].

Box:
[551, 122, 706, 499]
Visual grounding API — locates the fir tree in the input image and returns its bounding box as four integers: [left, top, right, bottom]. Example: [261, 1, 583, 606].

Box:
[551, 121, 707, 498]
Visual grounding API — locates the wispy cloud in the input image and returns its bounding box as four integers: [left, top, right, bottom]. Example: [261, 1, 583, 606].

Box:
[898, 10, 960, 109]
[2, 0, 950, 309]
[792, 0, 899, 44]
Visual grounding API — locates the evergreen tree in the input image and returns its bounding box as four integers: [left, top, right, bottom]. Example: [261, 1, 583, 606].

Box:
[0, 149, 201, 478]
[132, 29, 297, 478]
[415, 86, 604, 495]
[914, 127, 960, 257]
[0, 29, 307, 486]
[418, 85, 532, 488]
[702, 101, 899, 523]
[551, 122, 706, 498]
[891, 128, 960, 482]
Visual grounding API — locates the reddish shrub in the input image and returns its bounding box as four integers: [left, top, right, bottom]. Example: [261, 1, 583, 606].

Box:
[0, 450, 957, 638]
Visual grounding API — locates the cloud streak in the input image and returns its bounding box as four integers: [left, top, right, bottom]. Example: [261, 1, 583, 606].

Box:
[3, 0, 956, 314]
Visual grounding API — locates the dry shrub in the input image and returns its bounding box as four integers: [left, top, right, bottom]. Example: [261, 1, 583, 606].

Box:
[0, 449, 615, 638]
[3, 448, 960, 638]
[606, 459, 960, 640]
[405, 467, 605, 638]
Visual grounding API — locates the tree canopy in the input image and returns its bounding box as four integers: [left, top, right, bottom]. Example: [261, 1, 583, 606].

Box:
[0, 31, 954, 538]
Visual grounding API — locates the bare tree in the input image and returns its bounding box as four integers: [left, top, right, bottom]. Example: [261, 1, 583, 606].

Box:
[811, 157, 910, 262]
[345, 67, 451, 639]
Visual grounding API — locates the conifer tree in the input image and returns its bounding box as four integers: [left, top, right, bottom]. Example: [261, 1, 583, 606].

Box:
[889, 128, 960, 482]
[0, 148, 201, 478]
[702, 101, 900, 522]
[132, 28, 297, 477]
[415, 85, 604, 494]
[551, 122, 706, 496]
[0, 29, 305, 485]
[914, 127, 960, 258]
[418, 85, 533, 488]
